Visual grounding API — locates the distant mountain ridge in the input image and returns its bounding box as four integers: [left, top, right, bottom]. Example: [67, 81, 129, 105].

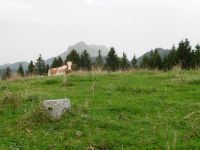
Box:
[0, 62, 29, 71]
[0, 42, 109, 71]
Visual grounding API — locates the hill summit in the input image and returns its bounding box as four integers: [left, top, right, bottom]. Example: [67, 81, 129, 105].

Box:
[45, 41, 109, 65]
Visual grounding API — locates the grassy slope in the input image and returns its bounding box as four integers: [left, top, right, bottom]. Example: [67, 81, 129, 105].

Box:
[0, 70, 199, 150]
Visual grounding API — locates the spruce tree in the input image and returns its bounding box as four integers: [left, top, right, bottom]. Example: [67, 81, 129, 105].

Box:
[131, 54, 137, 68]
[105, 47, 120, 71]
[80, 50, 92, 70]
[167, 45, 177, 69]
[65, 49, 80, 70]
[2, 67, 11, 80]
[190, 50, 196, 69]
[28, 60, 35, 74]
[177, 39, 192, 69]
[95, 50, 104, 67]
[195, 44, 200, 68]
[149, 50, 154, 69]
[17, 63, 24, 77]
[162, 55, 169, 71]
[51, 57, 63, 68]
[153, 49, 162, 69]
[140, 55, 149, 68]
[120, 52, 130, 70]
[57, 56, 63, 67]
[35, 54, 46, 75]
[45, 64, 50, 74]
[51, 57, 58, 68]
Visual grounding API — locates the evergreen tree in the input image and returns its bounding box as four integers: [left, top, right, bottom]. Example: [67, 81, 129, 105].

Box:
[35, 54, 46, 75]
[105, 47, 120, 71]
[195, 44, 200, 68]
[57, 56, 63, 67]
[167, 45, 177, 69]
[45, 64, 50, 74]
[149, 50, 154, 69]
[51, 57, 63, 68]
[140, 55, 149, 68]
[131, 54, 137, 68]
[147, 49, 162, 69]
[95, 50, 104, 67]
[28, 60, 35, 74]
[2, 67, 11, 80]
[51, 57, 58, 68]
[190, 50, 196, 69]
[65, 49, 80, 70]
[120, 52, 130, 70]
[177, 39, 192, 69]
[153, 49, 162, 69]
[162, 55, 170, 71]
[80, 50, 92, 70]
[17, 63, 24, 77]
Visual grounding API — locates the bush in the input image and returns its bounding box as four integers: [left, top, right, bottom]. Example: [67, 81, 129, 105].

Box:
[0, 84, 8, 91]
[23, 93, 40, 102]
[1, 91, 21, 113]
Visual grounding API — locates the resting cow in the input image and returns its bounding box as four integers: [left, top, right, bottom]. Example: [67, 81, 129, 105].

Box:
[48, 61, 72, 76]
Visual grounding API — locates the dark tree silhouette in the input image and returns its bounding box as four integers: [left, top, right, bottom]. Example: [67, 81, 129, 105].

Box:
[28, 60, 35, 74]
[177, 39, 192, 69]
[35, 54, 46, 75]
[51, 57, 58, 68]
[65, 49, 80, 70]
[80, 50, 92, 70]
[167, 45, 177, 69]
[105, 47, 120, 71]
[2, 67, 11, 80]
[131, 54, 137, 68]
[95, 50, 104, 68]
[140, 55, 149, 68]
[195, 44, 200, 68]
[120, 52, 130, 70]
[17, 63, 25, 77]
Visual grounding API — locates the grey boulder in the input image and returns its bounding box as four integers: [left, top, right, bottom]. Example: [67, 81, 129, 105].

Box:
[43, 99, 71, 120]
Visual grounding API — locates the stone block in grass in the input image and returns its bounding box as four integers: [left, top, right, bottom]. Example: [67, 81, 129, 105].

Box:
[43, 99, 71, 120]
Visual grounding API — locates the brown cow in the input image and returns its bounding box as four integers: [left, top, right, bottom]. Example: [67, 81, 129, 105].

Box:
[48, 61, 72, 76]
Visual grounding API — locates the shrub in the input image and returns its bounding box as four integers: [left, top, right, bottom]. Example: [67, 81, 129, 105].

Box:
[23, 93, 40, 102]
[1, 91, 21, 113]
[0, 84, 8, 91]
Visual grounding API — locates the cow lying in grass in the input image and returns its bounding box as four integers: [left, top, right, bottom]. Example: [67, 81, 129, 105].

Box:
[48, 61, 72, 76]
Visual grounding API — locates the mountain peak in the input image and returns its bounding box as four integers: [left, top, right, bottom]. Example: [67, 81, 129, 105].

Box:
[67, 41, 109, 57]
[73, 41, 88, 47]
[45, 42, 109, 65]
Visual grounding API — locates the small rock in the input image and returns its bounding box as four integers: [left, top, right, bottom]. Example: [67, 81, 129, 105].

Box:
[76, 130, 82, 137]
[43, 99, 71, 120]
[87, 145, 95, 150]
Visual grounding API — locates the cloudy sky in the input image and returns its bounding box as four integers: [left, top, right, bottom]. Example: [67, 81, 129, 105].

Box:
[0, 0, 200, 64]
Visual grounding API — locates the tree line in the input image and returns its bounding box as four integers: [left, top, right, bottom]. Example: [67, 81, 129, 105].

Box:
[141, 39, 200, 70]
[2, 39, 200, 80]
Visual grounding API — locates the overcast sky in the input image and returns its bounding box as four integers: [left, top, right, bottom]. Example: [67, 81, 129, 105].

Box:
[0, 0, 200, 64]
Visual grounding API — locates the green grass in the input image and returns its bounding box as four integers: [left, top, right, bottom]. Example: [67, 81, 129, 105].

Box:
[0, 70, 199, 150]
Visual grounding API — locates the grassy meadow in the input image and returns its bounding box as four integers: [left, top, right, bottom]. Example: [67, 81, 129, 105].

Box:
[0, 70, 199, 149]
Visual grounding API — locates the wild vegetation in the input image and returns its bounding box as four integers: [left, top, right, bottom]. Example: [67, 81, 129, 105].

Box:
[0, 70, 199, 149]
